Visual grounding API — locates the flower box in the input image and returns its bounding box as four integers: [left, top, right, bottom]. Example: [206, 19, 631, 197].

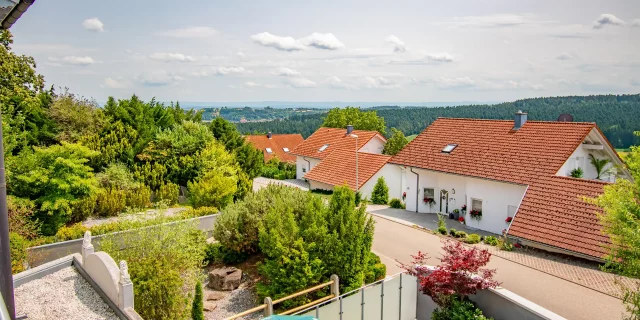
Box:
[469, 210, 482, 220]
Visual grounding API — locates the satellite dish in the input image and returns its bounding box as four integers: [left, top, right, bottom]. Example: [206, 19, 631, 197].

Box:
[557, 114, 573, 122]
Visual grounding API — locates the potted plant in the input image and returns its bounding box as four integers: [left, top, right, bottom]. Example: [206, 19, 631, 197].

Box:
[461, 204, 467, 214]
[469, 209, 482, 220]
[402, 192, 407, 201]
[458, 216, 465, 224]
[423, 197, 435, 207]
[452, 209, 460, 220]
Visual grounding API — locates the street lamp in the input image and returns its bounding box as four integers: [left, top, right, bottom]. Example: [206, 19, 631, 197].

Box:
[350, 134, 358, 192]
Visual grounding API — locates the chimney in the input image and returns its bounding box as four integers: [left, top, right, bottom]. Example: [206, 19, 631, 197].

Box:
[346, 125, 354, 135]
[267, 132, 272, 139]
[513, 110, 527, 130]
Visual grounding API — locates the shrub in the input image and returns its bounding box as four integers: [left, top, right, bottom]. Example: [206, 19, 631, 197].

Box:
[70, 194, 97, 223]
[221, 248, 249, 265]
[355, 191, 362, 207]
[438, 226, 448, 235]
[191, 281, 204, 320]
[389, 198, 405, 209]
[371, 177, 389, 205]
[188, 172, 237, 209]
[437, 215, 448, 235]
[399, 241, 500, 306]
[55, 223, 88, 240]
[95, 188, 127, 217]
[180, 206, 218, 219]
[364, 252, 387, 284]
[432, 297, 492, 320]
[498, 237, 514, 251]
[464, 234, 481, 244]
[203, 242, 223, 265]
[10, 232, 28, 274]
[96, 162, 139, 190]
[483, 236, 499, 246]
[449, 228, 457, 237]
[454, 231, 467, 239]
[100, 221, 206, 320]
[155, 181, 180, 205]
[8, 196, 39, 239]
[126, 184, 152, 209]
[570, 167, 584, 178]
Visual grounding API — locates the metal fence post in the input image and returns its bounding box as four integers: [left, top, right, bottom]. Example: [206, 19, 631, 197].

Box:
[398, 273, 403, 320]
[380, 280, 384, 320]
[264, 297, 273, 317]
[361, 288, 365, 320]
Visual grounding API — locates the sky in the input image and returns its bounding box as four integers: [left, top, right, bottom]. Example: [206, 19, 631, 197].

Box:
[7, 0, 640, 104]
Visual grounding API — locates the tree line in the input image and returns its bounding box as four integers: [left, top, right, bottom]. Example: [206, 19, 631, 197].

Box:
[235, 94, 640, 148]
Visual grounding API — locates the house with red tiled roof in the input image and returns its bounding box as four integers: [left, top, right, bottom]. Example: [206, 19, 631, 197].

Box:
[245, 132, 304, 164]
[389, 111, 630, 261]
[291, 126, 387, 180]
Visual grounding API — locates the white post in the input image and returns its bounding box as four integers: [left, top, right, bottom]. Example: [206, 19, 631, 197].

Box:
[330, 274, 340, 297]
[118, 261, 134, 310]
[81, 231, 94, 265]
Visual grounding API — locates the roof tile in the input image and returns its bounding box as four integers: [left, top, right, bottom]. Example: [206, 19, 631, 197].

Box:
[304, 149, 391, 190]
[292, 127, 385, 159]
[245, 134, 304, 163]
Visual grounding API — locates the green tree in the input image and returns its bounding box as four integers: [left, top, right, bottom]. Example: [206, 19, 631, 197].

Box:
[82, 120, 138, 168]
[371, 177, 389, 205]
[382, 128, 408, 155]
[187, 141, 239, 208]
[191, 281, 204, 320]
[233, 143, 263, 179]
[8, 142, 99, 235]
[100, 221, 206, 320]
[48, 91, 105, 143]
[322, 107, 386, 135]
[208, 117, 245, 152]
[593, 136, 640, 319]
[323, 185, 375, 291]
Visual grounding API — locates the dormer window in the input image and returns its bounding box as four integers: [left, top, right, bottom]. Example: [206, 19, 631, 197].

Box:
[283, 147, 290, 153]
[319, 144, 329, 152]
[442, 144, 457, 153]
[265, 148, 273, 154]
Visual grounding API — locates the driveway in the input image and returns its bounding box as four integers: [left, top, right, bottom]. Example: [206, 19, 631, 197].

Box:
[371, 214, 628, 320]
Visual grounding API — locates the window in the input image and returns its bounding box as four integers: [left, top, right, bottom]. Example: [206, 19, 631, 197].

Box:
[265, 148, 273, 154]
[472, 198, 482, 212]
[319, 144, 329, 152]
[423, 188, 435, 198]
[302, 168, 306, 173]
[442, 144, 458, 153]
[283, 147, 290, 152]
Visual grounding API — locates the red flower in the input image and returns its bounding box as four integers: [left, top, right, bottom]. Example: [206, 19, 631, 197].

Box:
[505, 216, 513, 223]
[514, 243, 522, 248]
[458, 217, 465, 223]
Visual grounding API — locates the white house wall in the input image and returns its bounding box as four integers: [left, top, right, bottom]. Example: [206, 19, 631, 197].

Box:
[359, 136, 385, 154]
[556, 133, 617, 182]
[403, 166, 527, 234]
[296, 156, 321, 179]
[309, 180, 335, 192]
[359, 164, 403, 201]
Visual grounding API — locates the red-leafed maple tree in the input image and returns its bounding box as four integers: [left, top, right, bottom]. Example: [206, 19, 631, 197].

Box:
[399, 240, 500, 306]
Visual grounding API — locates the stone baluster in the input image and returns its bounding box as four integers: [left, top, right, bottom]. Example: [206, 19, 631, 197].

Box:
[118, 260, 134, 310]
[81, 231, 94, 265]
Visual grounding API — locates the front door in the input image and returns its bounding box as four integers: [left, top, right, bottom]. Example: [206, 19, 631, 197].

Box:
[440, 190, 449, 213]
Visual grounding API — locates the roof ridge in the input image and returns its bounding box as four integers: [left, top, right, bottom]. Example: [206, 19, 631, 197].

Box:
[549, 175, 611, 186]
[435, 117, 596, 125]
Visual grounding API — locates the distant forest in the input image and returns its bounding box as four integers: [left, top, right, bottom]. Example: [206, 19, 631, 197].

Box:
[235, 94, 640, 149]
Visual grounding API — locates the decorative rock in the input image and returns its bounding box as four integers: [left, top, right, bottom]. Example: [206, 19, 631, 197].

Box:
[206, 291, 227, 301]
[208, 267, 243, 291]
[203, 302, 217, 311]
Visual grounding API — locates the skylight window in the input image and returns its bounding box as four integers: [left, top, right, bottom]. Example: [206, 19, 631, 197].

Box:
[265, 148, 273, 154]
[319, 144, 330, 152]
[442, 144, 457, 153]
[283, 147, 290, 152]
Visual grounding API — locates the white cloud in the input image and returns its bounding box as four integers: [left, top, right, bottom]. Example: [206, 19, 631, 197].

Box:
[300, 33, 345, 50]
[137, 70, 184, 87]
[363, 77, 400, 89]
[50, 56, 95, 66]
[451, 14, 544, 28]
[632, 19, 640, 28]
[529, 84, 545, 90]
[285, 77, 316, 88]
[150, 52, 196, 62]
[556, 52, 574, 60]
[250, 32, 306, 51]
[385, 35, 407, 52]
[593, 14, 624, 29]
[82, 18, 104, 32]
[103, 77, 126, 89]
[272, 67, 301, 77]
[426, 53, 454, 62]
[436, 77, 475, 89]
[324, 76, 356, 90]
[156, 26, 218, 38]
[244, 81, 276, 89]
[236, 51, 246, 58]
[215, 66, 249, 75]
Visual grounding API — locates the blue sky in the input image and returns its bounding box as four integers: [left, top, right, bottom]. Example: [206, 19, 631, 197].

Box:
[8, 0, 640, 103]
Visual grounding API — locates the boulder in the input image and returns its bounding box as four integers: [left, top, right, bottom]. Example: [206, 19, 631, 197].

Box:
[208, 267, 243, 291]
[206, 291, 226, 301]
[203, 302, 217, 311]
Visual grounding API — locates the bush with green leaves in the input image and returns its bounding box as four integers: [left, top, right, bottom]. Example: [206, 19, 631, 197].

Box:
[498, 237, 513, 251]
[437, 214, 448, 235]
[155, 181, 180, 205]
[483, 236, 499, 246]
[101, 221, 206, 320]
[126, 184, 152, 209]
[432, 297, 493, 320]
[454, 231, 468, 239]
[8, 196, 39, 239]
[94, 188, 127, 217]
[464, 234, 481, 244]
[188, 141, 239, 209]
[191, 281, 204, 320]
[260, 157, 295, 180]
[364, 252, 387, 284]
[371, 177, 389, 205]
[388, 198, 405, 209]
[449, 228, 457, 237]
[10, 232, 28, 274]
[570, 167, 584, 178]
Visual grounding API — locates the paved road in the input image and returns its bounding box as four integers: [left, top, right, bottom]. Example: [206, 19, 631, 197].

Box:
[371, 216, 627, 320]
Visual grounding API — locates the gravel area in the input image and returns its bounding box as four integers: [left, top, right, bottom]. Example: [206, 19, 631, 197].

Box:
[14, 266, 118, 320]
[206, 284, 261, 320]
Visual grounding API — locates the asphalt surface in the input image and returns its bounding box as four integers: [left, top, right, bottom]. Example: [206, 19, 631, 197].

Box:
[371, 216, 627, 320]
